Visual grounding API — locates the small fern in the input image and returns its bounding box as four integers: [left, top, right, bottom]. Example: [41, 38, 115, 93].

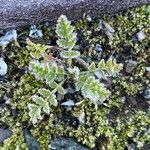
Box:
[27, 15, 123, 119]
[26, 39, 49, 59]
[56, 15, 80, 67]
[82, 76, 110, 104]
[56, 15, 77, 50]
[29, 60, 63, 84]
[28, 88, 57, 124]
[98, 58, 123, 77]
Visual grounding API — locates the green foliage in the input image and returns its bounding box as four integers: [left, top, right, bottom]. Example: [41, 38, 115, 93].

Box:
[56, 15, 77, 50]
[3, 8, 149, 150]
[68, 66, 80, 80]
[26, 39, 49, 59]
[60, 50, 80, 59]
[75, 75, 87, 91]
[98, 58, 123, 77]
[28, 88, 57, 124]
[81, 76, 110, 104]
[29, 60, 64, 85]
[0, 128, 28, 150]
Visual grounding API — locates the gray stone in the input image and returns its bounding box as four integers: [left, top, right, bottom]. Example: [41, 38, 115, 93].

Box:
[0, 30, 17, 46]
[143, 88, 150, 99]
[126, 60, 138, 73]
[24, 129, 40, 150]
[141, 144, 150, 150]
[0, 128, 12, 144]
[0, 58, 8, 76]
[136, 30, 145, 42]
[0, 0, 149, 31]
[50, 137, 89, 150]
[128, 143, 136, 150]
[29, 25, 43, 38]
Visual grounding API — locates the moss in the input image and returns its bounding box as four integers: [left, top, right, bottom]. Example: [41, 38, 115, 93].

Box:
[0, 128, 28, 150]
[1, 5, 150, 150]
[12, 74, 44, 122]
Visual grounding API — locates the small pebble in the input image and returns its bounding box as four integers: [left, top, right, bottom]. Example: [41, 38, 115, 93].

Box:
[61, 100, 75, 107]
[0, 58, 8, 76]
[95, 44, 103, 52]
[103, 21, 115, 37]
[126, 60, 138, 73]
[145, 67, 150, 72]
[97, 19, 103, 31]
[86, 15, 92, 22]
[137, 30, 145, 42]
[143, 88, 150, 99]
[29, 25, 43, 38]
[128, 143, 136, 150]
[0, 30, 17, 46]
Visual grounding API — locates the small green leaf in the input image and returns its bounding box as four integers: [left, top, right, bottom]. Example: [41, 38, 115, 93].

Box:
[57, 65, 65, 81]
[31, 95, 50, 114]
[75, 75, 87, 91]
[56, 85, 66, 95]
[26, 39, 49, 59]
[60, 50, 80, 59]
[38, 88, 51, 98]
[68, 66, 80, 80]
[29, 60, 49, 81]
[28, 104, 42, 124]
[46, 93, 58, 107]
[98, 59, 105, 71]
[82, 76, 110, 104]
[88, 62, 96, 72]
[49, 81, 58, 89]
[56, 15, 77, 50]
[46, 62, 58, 84]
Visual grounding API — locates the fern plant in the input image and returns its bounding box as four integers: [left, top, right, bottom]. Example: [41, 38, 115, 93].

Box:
[28, 88, 57, 124]
[82, 76, 110, 104]
[98, 58, 123, 77]
[27, 15, 122, 123]
[56, 15, 80, 67]
[26, 38, 49, 59]
[56, 15, 76, 50]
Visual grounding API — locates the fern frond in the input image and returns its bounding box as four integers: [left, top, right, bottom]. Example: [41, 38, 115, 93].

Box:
[98, 58, 122, 77]
[60, 50, 80, 59]
[28, 104, 42, 124]
[26, 39, 49, 59]
[28, 88, 58, 124]
[29, 60, 59, 84]
[56, 15, 77, 50]
[82, 76, 110, 104]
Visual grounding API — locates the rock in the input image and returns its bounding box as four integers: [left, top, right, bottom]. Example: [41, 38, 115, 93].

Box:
[50, 137, 89, 150]
[96, 20, 103, 31]
[126, 60, 138, 73]
[126, 96, 138, 107]
[0, 0, 149, 31]
[0, 128, 12, 144]
[103, 21, 115, 37]
[128, 143, 136, 150]
[24, 129, 40, 150]
[29, 25, 43, 38]
[143, 88, 150, 100]
[0, 58, 8, 76]
[136, 30, 145, 42]
[95, 44, 103, 53]
[141, 144, 150, 150]
[0, 30, 17, 46]
[145, 67, 150, 72]
[61, 100, 75, 107]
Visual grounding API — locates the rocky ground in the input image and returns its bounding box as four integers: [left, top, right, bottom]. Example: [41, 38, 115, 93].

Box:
[0, 5, 150, 150]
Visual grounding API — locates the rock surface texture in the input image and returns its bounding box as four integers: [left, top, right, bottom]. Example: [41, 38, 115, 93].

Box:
[0, 0, 149, 31]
